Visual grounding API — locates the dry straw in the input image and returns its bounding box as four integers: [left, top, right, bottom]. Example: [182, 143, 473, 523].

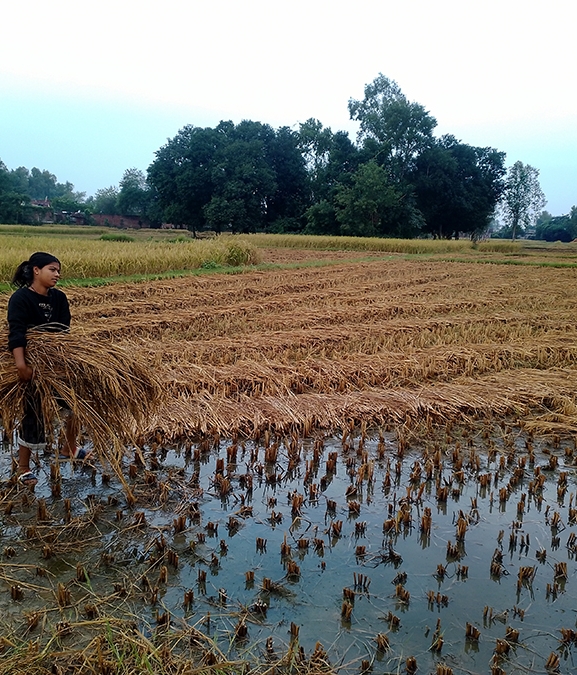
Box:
[0, 327, 164, 466]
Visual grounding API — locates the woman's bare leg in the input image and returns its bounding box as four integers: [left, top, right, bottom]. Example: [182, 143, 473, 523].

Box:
[17, 444, 38, 485]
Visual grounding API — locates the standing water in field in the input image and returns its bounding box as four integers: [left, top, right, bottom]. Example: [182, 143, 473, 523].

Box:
[1, 422, 576, 674]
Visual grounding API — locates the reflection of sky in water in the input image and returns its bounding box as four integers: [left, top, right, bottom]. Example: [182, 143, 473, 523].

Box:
[133, 432, 577, 673]
[2, 430, 575, 673]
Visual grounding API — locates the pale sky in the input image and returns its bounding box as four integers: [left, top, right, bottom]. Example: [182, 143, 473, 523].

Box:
[1, 0, 575, 215]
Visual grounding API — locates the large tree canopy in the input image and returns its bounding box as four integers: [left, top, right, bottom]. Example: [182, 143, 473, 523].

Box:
[536, 212, 577, 242]
[335, 161, 421, 238]
[348, 73, 437, 180]
[147, 125, 223, 231]
[91, 186, 120, 215]
[265, 125, 310, 230]
[412, 136, 506, 238]
[148, 121, 308, 232]
[117, 168, 151, 217]
[146, 95, 509, 239]
[205, 121, 278, 233]
[298, 120, 361, 235]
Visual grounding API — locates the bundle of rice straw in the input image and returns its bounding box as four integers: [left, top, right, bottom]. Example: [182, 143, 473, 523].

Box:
[0, 327, 165, 467]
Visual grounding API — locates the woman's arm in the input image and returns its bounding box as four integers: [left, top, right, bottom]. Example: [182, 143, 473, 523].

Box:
[8, 291, 33, 380]
[7, 290, 30, 352]
[12, 346, 33, 381]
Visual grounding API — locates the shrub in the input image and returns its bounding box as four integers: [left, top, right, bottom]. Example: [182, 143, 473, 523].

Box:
[223, 240, 260, 266]
[167, 235, 192, 243]
[100, 233, 135, 242]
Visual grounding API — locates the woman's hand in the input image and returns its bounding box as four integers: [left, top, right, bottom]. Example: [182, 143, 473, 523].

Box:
[12, 347, 32, 381]
[17, 363, 33, 381]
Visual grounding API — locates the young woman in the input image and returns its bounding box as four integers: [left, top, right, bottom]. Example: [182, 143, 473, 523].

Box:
[7, 251, 87, 486]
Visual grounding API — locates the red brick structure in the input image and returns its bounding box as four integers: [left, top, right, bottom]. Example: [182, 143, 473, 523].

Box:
[91, 214, 147, 229]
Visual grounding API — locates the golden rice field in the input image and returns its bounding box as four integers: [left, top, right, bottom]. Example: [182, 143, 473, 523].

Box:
[0, 227, 260, 283]
[2, 237, 577, 675]
[5, 225, 577, 283]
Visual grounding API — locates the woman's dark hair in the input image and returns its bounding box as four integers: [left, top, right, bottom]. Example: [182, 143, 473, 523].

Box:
[12, 252, 61, 288]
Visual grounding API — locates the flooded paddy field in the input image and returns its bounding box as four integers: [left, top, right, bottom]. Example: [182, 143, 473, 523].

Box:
[3, 252, 577, 673]
[1, 421, 577, 675]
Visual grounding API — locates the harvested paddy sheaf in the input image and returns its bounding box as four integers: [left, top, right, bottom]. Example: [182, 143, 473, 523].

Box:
[2, 255, 577, 674]
[0, 329, 164, 480]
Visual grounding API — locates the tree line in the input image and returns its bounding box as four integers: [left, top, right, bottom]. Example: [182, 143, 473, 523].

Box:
[1, 74, 571, 239]
[0, 162, 154, 225]
[0, 164, 85, 224]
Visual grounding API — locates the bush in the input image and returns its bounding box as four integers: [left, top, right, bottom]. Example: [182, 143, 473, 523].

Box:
[223, 240, 260, 266]
[100, 233, 135, 242]
[535, 216, 576, 243]
[201, 260, 219, 270]
[167, 235, 192, 243]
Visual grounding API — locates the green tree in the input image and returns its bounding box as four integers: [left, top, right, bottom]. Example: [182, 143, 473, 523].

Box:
[297, 118, 334, 201]
[535, 207, 577, 242]
[264, 126, 309, 230]
[412, 136, 506, 238]
[148, 125, 223, 231]
[298, 120, 359, 234]
[536, 210, 552, 227]
[335, 161, 413, 237]
[500, 161, 546, 240]
[535, 215, 576, 242]
[52, 195, 87, 214]
[117, 168, 150, 217]
[202, 196, 245, 233]
[0, 160, 86, 223]
[8, 166, 30, 194]
[205, 120, 277, 233]
[348, 74, 437, 179]
[28, 167, 58, 199]
[319, 131, 360, 201]
[0, 160, 29, 223]
[149, 121, 309, 234]
[304, 199, 340, 236]
[0, 159, 10, 192]
[0, 192, 29, 223]
[92, 186, 120, 214]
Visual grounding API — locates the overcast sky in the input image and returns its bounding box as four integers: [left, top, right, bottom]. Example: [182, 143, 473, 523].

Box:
[1, 0, 575, 215]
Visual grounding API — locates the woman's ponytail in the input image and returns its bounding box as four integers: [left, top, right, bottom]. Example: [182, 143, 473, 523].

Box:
[12, 261, 33, 288]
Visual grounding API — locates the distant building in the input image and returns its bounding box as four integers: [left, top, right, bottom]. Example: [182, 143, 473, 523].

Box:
[30, 198, 51, 209]
[61, 210, 89, 225]
[26, 200, 89, 225]
[91, 214, 148, 229]
[28, 199, 53, 223]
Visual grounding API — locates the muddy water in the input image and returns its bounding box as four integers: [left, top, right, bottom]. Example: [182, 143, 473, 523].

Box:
[1, 429, 576, 673]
